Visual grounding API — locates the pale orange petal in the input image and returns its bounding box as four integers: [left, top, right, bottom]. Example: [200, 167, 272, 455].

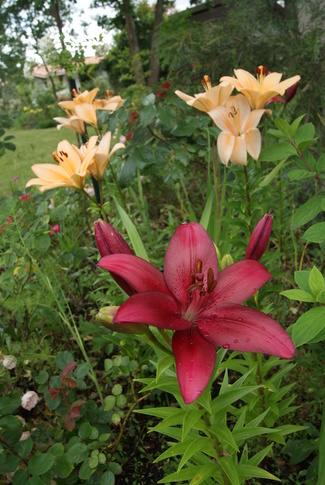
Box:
[29, 164, 70, 182]
[217, 132, 235, 166]
[244, 128, 262, 160]
[277, 75, 301, 95]
[175, 90, 194, 103]
[74, 103, 98, 128]
[244, 109, 265, 131]
[262, 72, 282, 92]
[230, 94, 251, 132]
[230, 136, 247, 166]
[208, 106, 235, 134]
[233, 69, 259, 91]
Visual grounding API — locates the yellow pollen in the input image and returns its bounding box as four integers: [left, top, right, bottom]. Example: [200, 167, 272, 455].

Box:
[201, 75, 212, 92]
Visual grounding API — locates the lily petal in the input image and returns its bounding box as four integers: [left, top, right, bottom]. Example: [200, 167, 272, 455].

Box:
[172, 327, 216, 404]
[217, 132, 235, 166]
[164, 223, 219, 308]
[210, 260, 272, 305]
[115, 291, 191, 330]
[244, 128, 262, 161]
[197, 303, 295, 359]
[98, 254, 170, 294]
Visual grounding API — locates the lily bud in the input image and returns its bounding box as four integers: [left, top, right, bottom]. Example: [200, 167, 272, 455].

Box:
[220, 254, 234, 270]
[245, 214, 273, 261]
[95, 220, 136, 295]
[95, 219, 133, 257]
[96, 306, 148, 334]
[285, 82, 298, 104]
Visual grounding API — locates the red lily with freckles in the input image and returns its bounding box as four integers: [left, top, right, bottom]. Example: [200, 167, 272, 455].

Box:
[98, 222, 295, 404]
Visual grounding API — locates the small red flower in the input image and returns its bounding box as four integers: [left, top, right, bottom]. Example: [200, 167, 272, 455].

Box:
[19, 194, 31, 203]
[129, 111, 137, 124]
[50, 224, 60, 237]
[161, 81, 171, 89]
[7, 217, 12, 224]
[126, 133, 133, 141]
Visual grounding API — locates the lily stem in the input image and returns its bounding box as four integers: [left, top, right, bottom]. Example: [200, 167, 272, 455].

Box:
[243, 165, 252, 232]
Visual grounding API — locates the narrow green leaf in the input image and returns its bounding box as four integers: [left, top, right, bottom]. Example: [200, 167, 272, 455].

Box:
[156, 355, 175, 382]
[158, 465, 220, 484]
[199, 190, 214, 230]
[182, 409, 205, 441]
[178, 438, 214, 471]
[248, 443, 274, 466]
[259, 158, 286, 187]
[218, 455, 240, 485]
[212, 386, 261, 414]
[290, 114, 306, 136]
[317, 401, 325, 485]
[288, 169, 316, 181]
[237, 464, 281, 481]
[209, 424, 239, 451]
[114, 198, 149, 261]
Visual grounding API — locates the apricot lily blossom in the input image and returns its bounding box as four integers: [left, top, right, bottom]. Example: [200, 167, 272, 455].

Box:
[26, 140, 97, 192]
[98, 222, 294, 404]
[209, 94, 265, 166]
[90, 132, 125, 181]
[175, 76, 233, 112]
[220, 66, 301, 109]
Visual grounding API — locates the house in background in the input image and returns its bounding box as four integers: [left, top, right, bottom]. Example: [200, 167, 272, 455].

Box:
[31, 56, 106, 100]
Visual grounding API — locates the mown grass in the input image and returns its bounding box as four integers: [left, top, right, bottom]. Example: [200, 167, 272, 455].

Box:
[0, 128, 77, 196]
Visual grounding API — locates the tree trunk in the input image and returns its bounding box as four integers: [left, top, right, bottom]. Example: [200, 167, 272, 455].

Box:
[123, 0, 145, 84]
[40, 54, 58, 101]
[148, 0, 164, 87]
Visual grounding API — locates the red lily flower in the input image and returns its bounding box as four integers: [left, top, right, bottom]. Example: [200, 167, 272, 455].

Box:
[98, 223, 294, 404]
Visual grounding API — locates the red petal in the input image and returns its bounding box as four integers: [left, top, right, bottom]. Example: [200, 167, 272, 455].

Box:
[172, 327, 216, 404]
[164, 223, 218, 308]
[211, 260, 272, 304]
[197, 303, 295, 359]
[98, 254, 169, 294]
[115, 291, 192, 330]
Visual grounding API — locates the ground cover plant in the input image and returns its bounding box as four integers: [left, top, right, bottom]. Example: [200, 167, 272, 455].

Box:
[0, 64, 325, 485]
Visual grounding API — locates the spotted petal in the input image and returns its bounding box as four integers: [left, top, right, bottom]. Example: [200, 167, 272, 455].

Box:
[172, 327, 216, 404]
[197, 303, 295, 359]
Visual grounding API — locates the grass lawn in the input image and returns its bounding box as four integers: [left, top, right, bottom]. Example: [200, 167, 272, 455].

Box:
[0, 127, 78, 196]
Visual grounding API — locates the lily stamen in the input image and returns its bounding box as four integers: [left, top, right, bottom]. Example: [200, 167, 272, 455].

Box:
[201, 75, 212, 92]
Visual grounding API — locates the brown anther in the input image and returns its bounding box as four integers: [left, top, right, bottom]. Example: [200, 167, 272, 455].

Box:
[59, 151, 68, 158]
[106, 89, 113, 99]
[200, 289, 207, 297]
[201, 75, 212, 92]
[72, 88, 78, 97]
[190, 274, 196, 285]
[255, 65, 268, 76]
[52, 151, 61, 164]
[207, 268, 217, 293]
[195, 259, 202, 273]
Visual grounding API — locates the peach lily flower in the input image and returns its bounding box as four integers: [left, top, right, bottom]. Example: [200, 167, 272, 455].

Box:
[94, 90, 125, 112]
[175, 75, 233, 112]
[209, 94, 265, 166]
[56, 88, 100, 131]
[77, 132, 125, 181]
[53, 111, 86, 135]
[26, 140, 97, 192]
[220, 66, 301, 109]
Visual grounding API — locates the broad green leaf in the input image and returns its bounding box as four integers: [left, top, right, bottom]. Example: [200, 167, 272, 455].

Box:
[291, 307, 325, 346]
[55, 455, 74, 479]
[1, 455, 21, 474]
[78, 422, 92, 440]
[114, 198, 149, 261]
[317, 154, 325, 172]
[199, 190, 214, 230]
[140, 105, 156, 126]
[15, 436, 34, 458]
[142, 93, 155, 106]
[13, 469, 29, 485]
[291, 196, 325, 229]
[28, 453, 56, 476]
[101, 471, 115, 485]
[0, 416, 22, 445]
[0, 396, 21, 415]
[294, 270, 311, 292]
[273, 118, 291, 137]
[259, 143, 296, 162]
[78, 459, 95, 480]
[290, 114, 306, 136]
[259, 158, 286, 187]
[280, 289, 314, 302]
[303, 222, 325, 243]
[157, 106, 175, 129]
[288, 169, 316, 181]
[294, 122, 315, 148]
[172, 120, 197, 137]
[66, 443, 89, 464]
[33, 234, 51, 251]
[308, 266, 325, 297]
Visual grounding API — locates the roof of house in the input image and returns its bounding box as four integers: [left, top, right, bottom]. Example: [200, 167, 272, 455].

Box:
[32, 56, 105, 79]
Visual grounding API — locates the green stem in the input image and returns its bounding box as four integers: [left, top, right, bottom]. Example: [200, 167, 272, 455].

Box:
[82, 188, 107, 221]
[243, 165, 252, 232]
[212, 140, 221, 245]
[108, 159, 126, 208]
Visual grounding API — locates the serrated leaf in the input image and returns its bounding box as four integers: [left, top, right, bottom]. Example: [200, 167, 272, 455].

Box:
[291, 307, 325, 346]
[280, 289, 315, 302]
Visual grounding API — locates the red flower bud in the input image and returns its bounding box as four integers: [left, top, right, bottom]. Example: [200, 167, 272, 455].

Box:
[245, 214, 273, 261]
[19, 194, 31, 202]
[161, 81, 171, 89]
[95, 220, 135, 295]
[285, 82, 298, 104]
[126, 132, 133, 140]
